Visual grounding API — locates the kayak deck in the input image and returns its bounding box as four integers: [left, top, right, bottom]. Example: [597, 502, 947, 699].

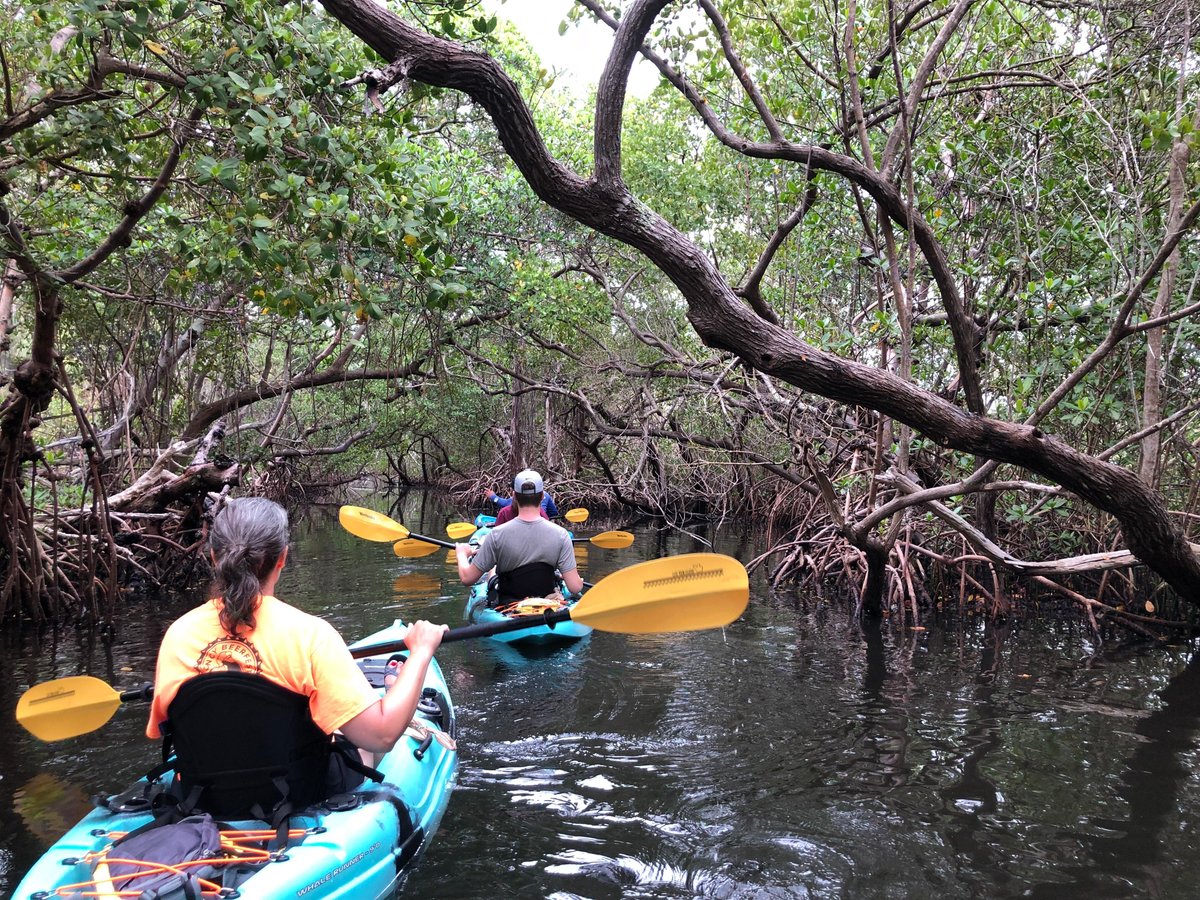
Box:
[465, 582, 593, 644]
[12, 621, 457, 900]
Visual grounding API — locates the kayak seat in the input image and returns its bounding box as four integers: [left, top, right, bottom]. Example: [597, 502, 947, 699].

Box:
[164, 671, 331, 823]
[495, 562, 557, 607]
[160, 672, 380, 829]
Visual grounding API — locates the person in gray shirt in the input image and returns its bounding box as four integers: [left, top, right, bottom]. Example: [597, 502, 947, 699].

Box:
[456, 469, 584, 603]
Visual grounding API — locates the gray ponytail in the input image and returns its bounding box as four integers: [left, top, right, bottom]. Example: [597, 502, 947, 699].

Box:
[208, 497, 289, 634]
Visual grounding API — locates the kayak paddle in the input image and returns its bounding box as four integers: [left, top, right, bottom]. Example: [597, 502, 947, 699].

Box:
[16, 553, 749, 742]
[339, 506, 454, 550]
[575, 530, 633, 549]
[346, 507, 630, 551]
[17, 678, 154, 743]
[367, 552, 747, 647]
[449, 507, 591, 538]
[392, 539, 443, 558]
[443, 519, 632, 550]
[462, 508, 587, 531]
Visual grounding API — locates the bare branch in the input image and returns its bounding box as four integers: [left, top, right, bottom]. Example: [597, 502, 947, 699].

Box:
[1028, 196, 1200, 427]
[698, 0, 783, 141]
[880, 0, 976, 177]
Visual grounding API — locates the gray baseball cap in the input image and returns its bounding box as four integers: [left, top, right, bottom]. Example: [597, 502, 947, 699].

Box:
[513, 469, 544, 496]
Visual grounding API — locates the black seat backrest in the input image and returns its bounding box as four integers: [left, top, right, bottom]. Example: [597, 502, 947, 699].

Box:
[163, 672, 331, 819]
[497, 562, 558, 602]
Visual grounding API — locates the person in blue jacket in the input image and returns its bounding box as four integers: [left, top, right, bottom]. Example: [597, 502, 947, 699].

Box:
[485, 477, 560, 520]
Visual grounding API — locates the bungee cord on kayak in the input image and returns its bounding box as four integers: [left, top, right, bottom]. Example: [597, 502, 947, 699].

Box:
[45, 825, 315, 898]
[492, 596, 569, 617]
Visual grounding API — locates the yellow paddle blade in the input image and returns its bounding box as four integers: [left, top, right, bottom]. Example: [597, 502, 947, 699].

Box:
[446, 522, 476, 540]
[17, 676, 123, 742]
[574, 553, 748, 634]
[394, 538, 441, 558]
[564, 508, 589, 523]
[339, 506, 409, 543]
[588, 530, 634, 549]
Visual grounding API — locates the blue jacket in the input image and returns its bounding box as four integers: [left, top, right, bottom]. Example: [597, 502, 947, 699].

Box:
[489, 490, 559, 518]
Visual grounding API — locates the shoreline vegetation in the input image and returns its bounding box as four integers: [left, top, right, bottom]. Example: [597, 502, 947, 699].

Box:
[7, 469, 1196, 643]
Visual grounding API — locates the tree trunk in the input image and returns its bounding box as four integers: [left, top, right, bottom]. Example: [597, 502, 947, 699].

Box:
[0, 276, 69, 621]
[860, 538, 888, 619]
[1139, 139, 1189, 486]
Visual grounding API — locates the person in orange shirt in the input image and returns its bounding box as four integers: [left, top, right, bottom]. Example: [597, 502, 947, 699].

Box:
[148, 497, 446, 762]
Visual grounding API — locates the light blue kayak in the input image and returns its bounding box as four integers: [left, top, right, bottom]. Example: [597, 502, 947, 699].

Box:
[463, 515, 592, 645]
[12, 620, 457, 900]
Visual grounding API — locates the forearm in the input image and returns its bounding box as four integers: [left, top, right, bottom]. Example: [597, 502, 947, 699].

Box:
[563, 570, 584, 594]
[456, 546, 484, 584]
[379, 647, 434, 737]
[341, 648, 435, 752]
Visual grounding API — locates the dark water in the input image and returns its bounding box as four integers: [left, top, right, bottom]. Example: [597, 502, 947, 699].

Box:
[3, 492, 1200, 898]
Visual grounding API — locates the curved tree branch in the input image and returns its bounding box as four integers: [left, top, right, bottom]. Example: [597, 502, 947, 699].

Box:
[575, 0, 985, 413]
[317, 0, 1200, 602]
[0, 49, 186, 143]
[180, 362, 429, 441]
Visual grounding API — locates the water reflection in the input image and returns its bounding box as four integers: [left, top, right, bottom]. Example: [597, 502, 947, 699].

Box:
[1027, 647, 1200, 898]
[938, 620, 1008, 885]
[392, 572, 442, 601]
[858, 615, 912, 790]
[12, 774, 92, 849]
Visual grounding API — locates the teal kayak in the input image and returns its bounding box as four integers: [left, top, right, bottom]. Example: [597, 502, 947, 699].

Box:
[11, 620, 457, 900]
[463, 515, 592, 645]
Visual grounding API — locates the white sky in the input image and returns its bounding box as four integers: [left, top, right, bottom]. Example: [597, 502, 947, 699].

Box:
[481, 0, 660, 98]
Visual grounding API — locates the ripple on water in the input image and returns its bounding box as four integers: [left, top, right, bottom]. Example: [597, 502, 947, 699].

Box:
[455, 725, 859, 897]
[541, 846, 831, 898]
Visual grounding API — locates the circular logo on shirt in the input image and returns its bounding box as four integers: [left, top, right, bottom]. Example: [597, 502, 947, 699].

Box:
[195, 635, 262, 673]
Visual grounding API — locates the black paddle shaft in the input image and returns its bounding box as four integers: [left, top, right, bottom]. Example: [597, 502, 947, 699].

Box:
[350, 608, 574, 658]
[407, 531, 456, 550]
[121, 684, 155, 703]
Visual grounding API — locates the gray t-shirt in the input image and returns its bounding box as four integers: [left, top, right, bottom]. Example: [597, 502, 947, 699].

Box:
[472, 517, 577, 577]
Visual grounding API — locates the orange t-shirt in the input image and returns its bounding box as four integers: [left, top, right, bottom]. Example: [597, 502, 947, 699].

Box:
[146, 595, 379, 740]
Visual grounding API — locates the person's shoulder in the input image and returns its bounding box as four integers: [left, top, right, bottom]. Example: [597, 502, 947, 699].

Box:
[260, 596, 336, 633]
[495, 519, 528, 537]
[165, 602, 216, 631]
